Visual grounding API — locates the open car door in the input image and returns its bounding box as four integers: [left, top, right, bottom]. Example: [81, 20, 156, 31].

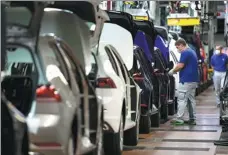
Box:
[44, 1, 109, 74]
[47, 1, 109, 50]
[5, 1, 49, 114]
[3, 2, 49, 155]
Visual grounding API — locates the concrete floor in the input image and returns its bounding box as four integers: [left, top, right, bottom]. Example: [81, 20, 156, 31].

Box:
[123, 86, 228, 155]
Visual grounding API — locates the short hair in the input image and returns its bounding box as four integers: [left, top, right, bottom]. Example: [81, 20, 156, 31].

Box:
[175, 38, 187, 46]
[216, 45, 223, 51]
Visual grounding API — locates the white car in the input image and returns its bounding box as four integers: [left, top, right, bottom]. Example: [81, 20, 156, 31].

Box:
[169, 30, 181, 41]
[96, 23, 141, 155]
[168, 34, 180, 97]
[6, 2, 104, 155]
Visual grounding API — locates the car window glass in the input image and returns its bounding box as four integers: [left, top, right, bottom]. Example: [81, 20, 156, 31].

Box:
[155, 27, 168, 41]
[111, 49, 128, 82]
[105, 47, 119, 75]
[88, 53, 98, 80]
[5, 46, 39, 90]
[5, 46, 37, 78]
[57, 40, 87, 93]
[47, 42, 70, 86]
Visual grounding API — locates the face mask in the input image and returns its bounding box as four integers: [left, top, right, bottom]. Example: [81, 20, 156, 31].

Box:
[177, 49, 181, 53]
[215, 50, 220, 54]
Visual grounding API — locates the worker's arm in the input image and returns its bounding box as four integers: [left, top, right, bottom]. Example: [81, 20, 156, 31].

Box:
[168, 51, 188, 75]
[173, 63, 185, 73]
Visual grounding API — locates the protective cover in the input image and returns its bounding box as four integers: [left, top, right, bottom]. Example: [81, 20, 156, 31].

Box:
[134, 31, 153, 63]
[100, 23, 133, 70]
[40, 8, 92, 74]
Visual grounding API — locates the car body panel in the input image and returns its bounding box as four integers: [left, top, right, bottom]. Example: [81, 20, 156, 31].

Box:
[169, 38, 180, 96]
[134, 31, 153, 63]
[154, 25, 170, 62]
[99, 23, 134, 71]
[46, 1, 110, 49]
[40, 8, 91, 74]
[96, 43, 125, 133]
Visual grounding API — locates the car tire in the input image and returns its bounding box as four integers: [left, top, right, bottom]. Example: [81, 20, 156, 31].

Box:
[139, 109, 151, 134]
[104, 114, 124, 155]
[124, 115, 140, 146]
[150, 111, 160, 127]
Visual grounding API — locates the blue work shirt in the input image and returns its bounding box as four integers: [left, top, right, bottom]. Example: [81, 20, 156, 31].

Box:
[179, 48, 199, 83]
[211, 53, 228, 72]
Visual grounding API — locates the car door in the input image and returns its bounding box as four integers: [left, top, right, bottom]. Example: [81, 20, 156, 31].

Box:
[37, 37, 82, 151]
[88, 53, 99, 87]
[109, 49, 134, 123]
[114, 51, 141, 122]
[105, 47, 128, 111]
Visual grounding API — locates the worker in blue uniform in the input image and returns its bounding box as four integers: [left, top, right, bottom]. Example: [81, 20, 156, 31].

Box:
[168, 38, 199, 125]
[211, 46, 228, 107]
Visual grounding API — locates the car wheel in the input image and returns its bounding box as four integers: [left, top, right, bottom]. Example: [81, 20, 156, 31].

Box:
[124, 114, 140, 146]
[139, 107, 151, 134]
[104, 114, 124, 155]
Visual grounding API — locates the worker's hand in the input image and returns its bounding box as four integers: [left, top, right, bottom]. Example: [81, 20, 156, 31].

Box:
[168, 69, 175, 76]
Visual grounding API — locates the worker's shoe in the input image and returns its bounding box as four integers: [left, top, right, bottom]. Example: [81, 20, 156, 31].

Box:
[188, 119, 196, 125]
[183, 119, 196, 125]
[170, 119, 184, 125]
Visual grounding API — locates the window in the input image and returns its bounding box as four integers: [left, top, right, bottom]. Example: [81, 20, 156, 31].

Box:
[105, 47, 119, 75]
[88, 53, 98, 80]
[6, 7, 31, 26]
[170, 50, 178, 63]
[170, 32, 178, 41]
[57, 40, 87, 93]
[46, 41, 71, 86]
[86, 22, 96, 36]
[5, 46, 36, 76]
[155, 27, 168, 42]
[111, 49, 128, 82]
[154, 49, 167, 70]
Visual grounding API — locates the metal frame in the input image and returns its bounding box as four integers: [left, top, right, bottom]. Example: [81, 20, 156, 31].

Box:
[220, 71, 228, 125]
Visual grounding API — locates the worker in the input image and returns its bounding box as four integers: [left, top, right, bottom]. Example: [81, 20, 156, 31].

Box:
[210, 46, 228, 107]
[168, 38, 199, 125]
